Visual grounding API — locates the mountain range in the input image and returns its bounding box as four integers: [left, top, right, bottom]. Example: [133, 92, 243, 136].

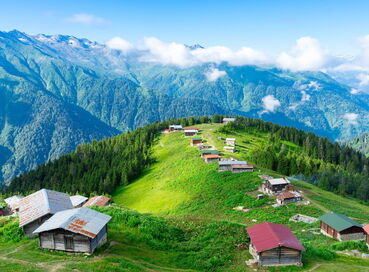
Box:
[1, 29, 369, 183]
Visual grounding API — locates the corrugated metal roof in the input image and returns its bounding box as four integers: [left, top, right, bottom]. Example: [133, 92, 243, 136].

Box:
[4, 195, 24, 209]
[268, 178, 290, 185]
[219, 160, 247, 166]
[231, 164, 253, 168]
[70, 195, 88, 207]
[204, 154, 220, 159]
[184, 130, 198, 133]
[33, 207, 112, 238]
[83, 196, 110, 207]
[277, 191, 300, 200]
[184, 127, 199, 131]
[319, 212, 362, 232]
[246, 222, 305, 252]
[19, 189, 73, 227]
[169, 125, 182, 129]
[201, 150, 219, 154]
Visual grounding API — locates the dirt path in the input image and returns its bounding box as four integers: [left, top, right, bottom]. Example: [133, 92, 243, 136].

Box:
[300, 191, 330, 213]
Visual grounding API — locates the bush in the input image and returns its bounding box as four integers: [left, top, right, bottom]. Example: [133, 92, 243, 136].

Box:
[0, 218, 24, 243]
[331, 240, 369, 253]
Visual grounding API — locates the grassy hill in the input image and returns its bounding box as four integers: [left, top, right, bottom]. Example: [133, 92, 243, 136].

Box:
[1, 123, 369, 272]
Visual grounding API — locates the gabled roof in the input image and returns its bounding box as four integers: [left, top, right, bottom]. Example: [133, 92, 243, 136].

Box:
[169, 125, 182, 129]
[83, 196, 110, 207]
[19, 189, 73, 227]
[184, 127, 199, 130]
[70, 195, 88, 207]
[319, 212, 362, 232]
[246, 222, 305, 252]
[4, 195, 24, 209]
[204, 154, 220, 159]
[219, 160, 247, 166]
[184, 130, 198, 133]
[231, 164, 253, 169]
[201, 150, 219, 154]
[363, 224, 369, 235]
[33, 207, 112, 238]
[267, 178, 290, 185]
[277, 191, 300, 200]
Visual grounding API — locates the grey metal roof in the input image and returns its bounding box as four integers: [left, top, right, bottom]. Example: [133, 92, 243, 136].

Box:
[219, 160, 247, 166]
[223, 118, 235, 121]
[4, 195, 24, 209]
[33, 207, 112, 238]
[268, 178, 290, 185]
[19, 189, 73, 227]
[70, 195, 88, 207]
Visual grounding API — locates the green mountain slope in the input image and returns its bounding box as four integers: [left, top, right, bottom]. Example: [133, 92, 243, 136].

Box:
[1, 120, 369, 272]
[342, 132, 369, 156]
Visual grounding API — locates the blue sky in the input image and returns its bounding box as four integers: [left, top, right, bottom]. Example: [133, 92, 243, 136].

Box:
[0, 0, 368, 55]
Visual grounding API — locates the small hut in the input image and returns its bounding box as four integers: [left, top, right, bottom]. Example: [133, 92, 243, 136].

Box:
[191, 137, 202, 146]
[363, 224, 369, 249]
[319, 212, 365, 241]
[204, 154, 220, 163]
[18, 189, 73, 236]
[33, 207, 111, 254]
[225, 138, 236, 146]
[184, 129, 198, 137]
[223, 146, 235, 152]
[262, 178, 290, 195]
[218, 160, 247, 171]
[4, 195, 24, 214]
[246, 222, 305, 266]
[223, 118, 235, 124]
[201, 150, 219, 157]
[162, 129, 171, 134]
[70, 195, 88, 208]
[169, 125, 182, 131]
[276, 191, 302, 205]
[83, 196, 110, 207]
[231, 164, 254, 173]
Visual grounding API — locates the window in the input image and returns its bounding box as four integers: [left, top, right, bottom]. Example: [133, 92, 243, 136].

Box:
[65, 236, 74, 250]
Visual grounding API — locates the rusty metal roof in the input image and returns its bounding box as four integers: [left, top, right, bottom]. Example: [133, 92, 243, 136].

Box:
[83, 196, 110, 207]
[33, 207, 112, 238]
[4, 195, 24, 209]
[204, 154, 220, 159]
[363, 224, 369, 235]
[70, 195, 88, 207]
[19, 189, 73, 227]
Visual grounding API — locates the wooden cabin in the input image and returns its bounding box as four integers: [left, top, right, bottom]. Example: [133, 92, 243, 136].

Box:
[276, 191, 302, 205]
[246, 222, 305, 266]
[83, 196, 110, 207]
[33, 207, 111, 254]
[262, 178, 290, 195]
[201, 150, 219, 158]
[223, 118, 235, 124]
[231, 164, 254, 173]
[223, 146, 235, 152]
[184, 129, 198, 137]
[70, 195, 88, 208]
[319, 212, 365, 241]
[161, 129, 171, 134]
[363, 224, 369, 249]
[191, 137, 202, 146]
[204, 154, 220, 163]
[225, 138, 236, 146]
[19, 189, 73, 236]
[218, 160, 247, 171]
[169, 125, 182, 131]
[4, 195, 24, 214]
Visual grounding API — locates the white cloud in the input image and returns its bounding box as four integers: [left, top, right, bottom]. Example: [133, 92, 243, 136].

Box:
[277, 37, 329, 71]
[65, 13, 109, 26]
[343, 113, 359, 125]
[204, 68, 227, 82]
[288, 90, 311, 110]
[260, 95, 281, 114]
[301, 90, 311, 101]
[106, 37, 133, 52]
[357, 73, 369, 87]
[350, 88, 360, 94]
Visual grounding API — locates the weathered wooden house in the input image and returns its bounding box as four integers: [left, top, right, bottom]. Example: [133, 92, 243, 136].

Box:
[33, 207, 111, 254]
[223, 146, 235, 152]
[225, 138, 236, 146]
[246, 222, 305, 266]
[4, 195, 24, 214]
[218, 160, 247, 171]
[319, 212, 365, 241]
[262, 178, 290, 195]
[184, 129, 198, 137]
[83, 196, 110, 207]
[190, 137, 202, 146]
[276, 191, 302, 205]
[204, 154, 220, 163]
[169, 125, 182, 131]
[201, 150, 219, 158]
[19, 189, 73, 236]
[70, 195, 88, 208]
[223, 118, 235, 124]
[363, 225, 369, 249]
[231, 164, 254, 173]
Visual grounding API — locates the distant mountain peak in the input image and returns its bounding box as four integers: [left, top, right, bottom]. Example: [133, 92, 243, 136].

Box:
[185, 44, 204, 50]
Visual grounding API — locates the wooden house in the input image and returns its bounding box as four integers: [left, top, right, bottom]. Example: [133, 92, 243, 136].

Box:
[223, 146, 235, 152]
[169, 125, 182, 131]
[276, 191, 302, 205]
[363, 224, 369, 249]
[223, 118, 235, 124]
[246, 222, 305, 266]
[204, 154, 220, 163]
[83, 196, 110, 207]
[191, 137, 202, 146]
[219, 160, 247, 171]
[19, 189, 73, 236]
[262, 178, 290, 195]
[231, 164, 254, 173]
[4, 195, 24, 214]
[184, 129, 198, 137]
[319, 212, 365, 241]
[70, 195, 88, 208]
[225, 138, 236, 146]
[162, 129, 171, 134]
[33, 207, 111, 254]
[201, 150, 219, 158]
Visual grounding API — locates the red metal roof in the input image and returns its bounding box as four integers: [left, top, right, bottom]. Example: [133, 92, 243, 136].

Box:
[184, 127, 200, 130]
[246, 222, 305, 252]
[363, 224, 369, 234]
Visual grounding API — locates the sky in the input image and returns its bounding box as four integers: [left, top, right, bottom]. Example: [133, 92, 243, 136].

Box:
[0, 0, 369, 56]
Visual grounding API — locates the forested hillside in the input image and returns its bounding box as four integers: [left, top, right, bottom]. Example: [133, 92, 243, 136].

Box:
[342, 132, 369, 156]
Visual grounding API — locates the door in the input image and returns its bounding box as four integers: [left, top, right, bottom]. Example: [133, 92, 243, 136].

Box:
[64, 236, 74, 251]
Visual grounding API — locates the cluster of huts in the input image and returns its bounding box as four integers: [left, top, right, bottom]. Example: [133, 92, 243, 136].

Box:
[259, 176, 302, 205]
[4, 189, 111, 254]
